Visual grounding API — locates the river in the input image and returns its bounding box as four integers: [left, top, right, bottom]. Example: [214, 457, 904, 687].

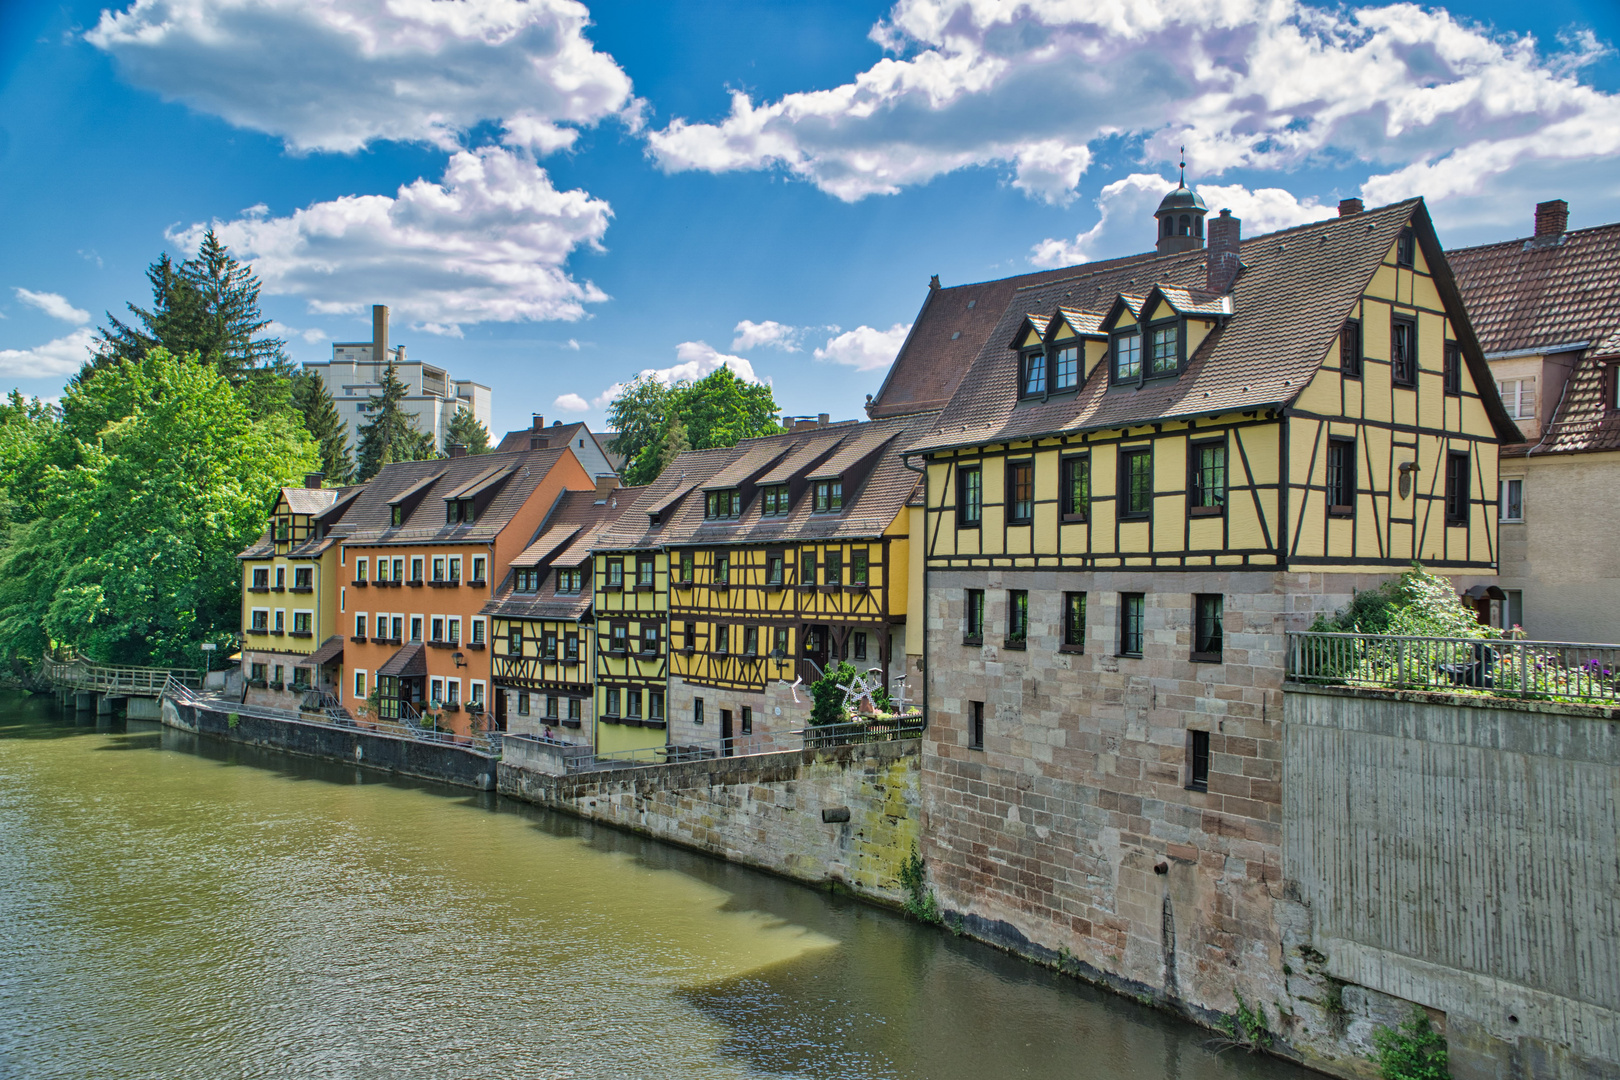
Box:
[0, 694, 1311, 1080]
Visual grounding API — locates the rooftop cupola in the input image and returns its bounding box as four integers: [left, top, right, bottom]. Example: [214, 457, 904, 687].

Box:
[1154, 154, 1207, 254]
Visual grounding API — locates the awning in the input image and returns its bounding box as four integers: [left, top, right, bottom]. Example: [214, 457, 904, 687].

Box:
[376, 641, 428, 679]
[510, 525, 580, 568]
[298, 635, 345, 668]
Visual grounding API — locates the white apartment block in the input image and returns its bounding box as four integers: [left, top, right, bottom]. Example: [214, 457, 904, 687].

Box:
[303, 305, 493, 453]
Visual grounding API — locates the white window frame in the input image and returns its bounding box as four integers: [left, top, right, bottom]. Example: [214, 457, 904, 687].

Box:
[274, 608, 286, 632]
[449, 555, 462, 582]
[356, 612, 369, 638]
[448, 616, 462, 644]
[446, 678, 461, 705]
[354, 670, 367, 699]
[341, 586, 346, 613]
[250, 607, 270, 633]
[471, 617, 486, 645]
[411, 556, 424, 582]
[431, 615, 445, 643]
[430, 677, 445, 705]
[355, 557, 368, 582]
[411, 615, 423, 642]
[1500, 478, 1524, 522]
[293, 609, 314, 635]
[432, 555, 446, 582]
[1497, 377, 1536, 421]
[470, 680, 485, 706]
[471, 555, 487, 582]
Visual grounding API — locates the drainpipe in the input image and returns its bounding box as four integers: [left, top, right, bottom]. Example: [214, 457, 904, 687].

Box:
[900, 450, 928, 730]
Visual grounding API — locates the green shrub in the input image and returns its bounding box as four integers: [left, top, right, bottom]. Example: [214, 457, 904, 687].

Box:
[897, 842, 940, 923]
[1372, 1008, 1450, 1080]
[809, 660, 859, 726]
[1310, 563, 1487, 640]
[1220, 992, 1274, 1052]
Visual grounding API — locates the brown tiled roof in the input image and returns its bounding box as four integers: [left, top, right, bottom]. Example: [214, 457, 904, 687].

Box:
[282, 487, 341, 515]
[377, 641, 427, 678]
[596, 447, 738, 551]
[1446, 222, 1620, 356]
[1513, 354, 1620, 457]
[492, 421, 600, 458]
[483, 486, 646, 620]
[910, 199, 1520, 455]
[339, 447, 571, 545]
[238, 484, 366, 560]
[755, 428, 848, 484]
[302, 635, 345, 667]
[613, 412, 939, 549]
[701, 442, 790, 490]
[867, 261, 1155, 419]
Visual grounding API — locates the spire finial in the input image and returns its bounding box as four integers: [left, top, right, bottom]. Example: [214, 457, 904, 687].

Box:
[1179, 146, 1186, 188]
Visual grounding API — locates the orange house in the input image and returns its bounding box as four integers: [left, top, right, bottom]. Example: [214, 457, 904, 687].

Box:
[337, 445, 593, 734]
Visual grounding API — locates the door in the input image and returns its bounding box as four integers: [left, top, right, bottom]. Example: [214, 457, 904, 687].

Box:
[494, 687, 508, 731]
[802, 624, 830, 680]
[720, 709, 733, 756]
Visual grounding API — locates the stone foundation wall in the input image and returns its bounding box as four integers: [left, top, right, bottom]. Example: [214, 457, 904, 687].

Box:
[500, 738, 921, 904]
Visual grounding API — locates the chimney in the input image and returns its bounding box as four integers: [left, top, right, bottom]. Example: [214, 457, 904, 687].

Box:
[929, 274, 941, 291]
[1535, 199, 1568, 238]
[304, 472, 325, 489]
[1338, 198, 1363, 217]
[448, 443, 468, 458]
[531, 414, 544, 433]
[372, 305, 389, 366]
[395, 344, 406, 364]
[594, 474, 620, 502]
[818, 413, 830, 426]
[1206, 209, 1242, 295]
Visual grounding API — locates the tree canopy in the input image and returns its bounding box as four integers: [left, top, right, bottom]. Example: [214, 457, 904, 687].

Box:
[355, 362, 436, 480]
[445, 406, 492, 455]
[607, 367, 781, 485]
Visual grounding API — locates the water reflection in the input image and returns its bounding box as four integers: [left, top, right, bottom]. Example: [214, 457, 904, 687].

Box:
[0, 697, 1307, 1080]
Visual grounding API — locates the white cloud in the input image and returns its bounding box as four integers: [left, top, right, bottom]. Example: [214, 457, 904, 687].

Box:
[647, 0, 1620, 212]
[172, 146, 611, 333]
[86, 0, 637, 154]
[553, 392, 590, 412]
[576, 340, 766, 412]
[565, 338, 581, 351]
[0, 328, 97, 379]
[731, 319, 801, 352]
[265, 319, 327, 344]
[15, 288, 90, 325]
[1031, 174, 1334, 266]
[813, 322, 912, 372]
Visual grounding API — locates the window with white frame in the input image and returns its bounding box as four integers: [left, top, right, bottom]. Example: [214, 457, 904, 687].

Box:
[355, 557, 368, 582]
[340, 587, 346, 612]
[431, 616, 445, 642]
[471, 556, 487, 583]
[430, 678, 445, 704]
[446, 679, 460, 705]
[251, 608, 269, 632]
[470, 681, 485, 706]
[1498, 377, 1536, 420]
[448, 617, 461, 644]
[471, 617, 486, 645]
[354, 670, 367, 699]
[449, 555, 462, 582]
[274, 609, 285, 632]
[1500, 478, 1524, 522]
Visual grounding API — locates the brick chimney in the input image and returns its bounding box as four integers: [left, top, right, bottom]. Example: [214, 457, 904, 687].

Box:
[1535, 199, 1568, 238]
[531, 414, 545, 432]
[818, 413, 830, 426]
[594, 474, 620, 502]
[448, 443, 467, 458]
[1206, 209, 1242, 294]
[372, 304, 389, 365]
[304, 472, 325, 489]
[1338, 198, 1363, 217]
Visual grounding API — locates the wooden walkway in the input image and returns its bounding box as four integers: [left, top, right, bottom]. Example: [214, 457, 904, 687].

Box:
[40, 659, 201, 698]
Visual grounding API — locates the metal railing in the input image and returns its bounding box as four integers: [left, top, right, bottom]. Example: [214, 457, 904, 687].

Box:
[555, 713, 926, 773]
[800, 714, 925, 749]
[43, 659, 201, 695]
[1286, 632, 1620, 706]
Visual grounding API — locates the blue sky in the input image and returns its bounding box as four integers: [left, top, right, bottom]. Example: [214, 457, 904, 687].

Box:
[1, 0, 1617, 438]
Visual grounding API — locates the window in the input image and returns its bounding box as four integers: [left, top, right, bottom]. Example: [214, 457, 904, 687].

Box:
[1006, 460, 1034, 524]
[1391, 317, 1417, 386]
[432, 556, 446, 582]
[410, 557, 423, 583]
[517, 692, 530, 717]
[471, 618, 485, 646]
[773, 627, 789, 658]
[741, 706, 753, 734]
[626, 689, 641, 719]
[1113, 331, 1141, 382]
[428, 617, 442, 642]
[1120, 448, 1152, 519]
[275, 519, 290, 543]
[353, 559, 367, 584]
[447, 617, 461, 644]
[825, 550, 843, 586]
[430, 678, 445, 705]
[607, 559, 623, 589]
[251, 609, 270, 633]
[649, 691, 664, 721]
[1445, 450, 1470, 526]
[508, 627, 523, 655]
[274, 610, 285, 633]
[637, 557, 655, 588]
[293, 567, 313, 591]
[762, 485, 791, 516]
[743, 626, 758, 655]
[546, 695, 559, 720]
[1192, 594, 1223, 662]
[679, 551, 695, 583]
[813, 479, 843, 513]
[964, 589, 985, 644]
[682, 621, 697, 651]
[565, 633, 579, 661]
[543, 631, 558, 659]
[446, 498, 476, 525]
[471, 556, 486, 583]
[713, 550, 730, 586]
[252, 567, 270, 589]
[556, 568, 583, 594]
[1022, 347, 1047, 396]
[705, 489, 742, 519]
[694, 698, 704, 725]
[1498, 377, 1536, 420]
[1396, 228, 1415, 268]
[567, 698, 582, 722]
[611, 622, 628, 653]
[1327, 438, 1356, 514]
[275, 566, 285, 589]
[851, 549, 868, 586]
[470, 682, 485, 708]
[1150, 323, 1179, 376]
[714, 625, 730, 654]
[605, 688, 619, 716]
[354, 670, 367, 699]
[1120, 593, 1145, 657]
[1188, 730, 1210, 792]
[957, 466, 982, 527]
[1063, 592, 1086, 652]
[969, 701, 984, 750]
[391, 616, 403, 642]
[767, 552, 784, 585]
[1500, 478, 1524, 522]
[643, 624, 660, 655]
[1340, 319, 1362, 378]
[251, 662, 267, 685]
[1061, 455, 1090, 520]
[1054, 344, 1081, 391]
[355, 614, 368, 639]
[1007, 590, 1029, 647]
[1443, 342, 1462, 396]
[390, 505, 405, 527]
[801, 551, 817, 587]
[1189, 440, 1226, 514]
[293, 611, 312, 635]
[514, 569, 536, 591]
[408, 616, 420, 642]
[852, 632, 867, 661]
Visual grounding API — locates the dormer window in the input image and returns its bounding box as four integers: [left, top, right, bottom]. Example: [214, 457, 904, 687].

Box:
[1113, 331, 1142, 383]
[1054, 344, 1080, 391]
[761, 484, 790, 516]
[556, 568, 583, 594]
[813, 480, 843, 513]
[1396, 228, 1416, 268]
[1150, 324, 1180, 377]
[390, 505, 405, 527]
[1019, 343, 1082, 399]
[1021, 348, 1047, 396]
[515, 569, 540, 592]
[704, 489, 741, 519]
[446, 498, 475, 524]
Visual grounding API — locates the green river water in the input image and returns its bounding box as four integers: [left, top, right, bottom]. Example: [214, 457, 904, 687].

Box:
[0, 694, 1312, 1080]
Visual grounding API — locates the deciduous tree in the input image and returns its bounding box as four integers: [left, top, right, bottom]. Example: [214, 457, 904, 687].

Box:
[607, 367, 781, 484]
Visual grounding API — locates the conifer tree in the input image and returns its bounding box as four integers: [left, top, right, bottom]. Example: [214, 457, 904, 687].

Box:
[292, 370, 353, 484]
[444, 407, 492, 455]
[355, 362, 434, 480]
[656, 414, 690, 475]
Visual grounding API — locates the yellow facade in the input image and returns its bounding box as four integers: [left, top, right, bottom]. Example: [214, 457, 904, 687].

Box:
[592, 549, 669, 756]
[490, 611, 592, 734]
[239, 491, 347, 696]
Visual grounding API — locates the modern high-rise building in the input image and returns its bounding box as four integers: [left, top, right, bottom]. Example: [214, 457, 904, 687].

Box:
[302, 304, 493, 452]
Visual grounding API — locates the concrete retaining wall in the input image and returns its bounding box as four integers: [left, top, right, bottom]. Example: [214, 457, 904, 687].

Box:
[500, 739, 921, 905]
[1282, 685, 1620, 1080]
[163, 698, 498, 790]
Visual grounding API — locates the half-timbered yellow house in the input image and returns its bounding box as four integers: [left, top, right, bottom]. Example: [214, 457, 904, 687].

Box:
[903, 193, 1521, 1036]
[483, 480, 642, 743]
[238, 474, 364, 709]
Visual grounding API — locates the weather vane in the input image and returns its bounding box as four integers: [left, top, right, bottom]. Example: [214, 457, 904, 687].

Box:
[1179, 145, 1186, 187]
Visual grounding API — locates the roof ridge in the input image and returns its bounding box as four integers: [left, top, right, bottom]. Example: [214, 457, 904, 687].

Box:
[1447, 218, 1620, 255]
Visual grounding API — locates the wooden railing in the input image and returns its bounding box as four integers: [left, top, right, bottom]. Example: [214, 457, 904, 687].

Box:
[42, 659, 201, 696]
